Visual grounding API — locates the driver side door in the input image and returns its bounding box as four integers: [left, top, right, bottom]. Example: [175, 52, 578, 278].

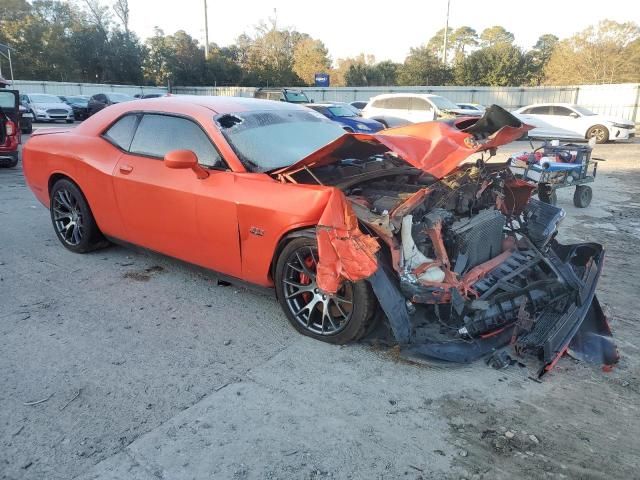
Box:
[110, 112, 242, 277]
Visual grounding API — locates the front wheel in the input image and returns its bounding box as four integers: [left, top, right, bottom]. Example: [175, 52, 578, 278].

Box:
[587, 125, 609, 144]
[573, 185, 592, 208]
[50, 179, 108, 253]
[275, 237, 376, 344]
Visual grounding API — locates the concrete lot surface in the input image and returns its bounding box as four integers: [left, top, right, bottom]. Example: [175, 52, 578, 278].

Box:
[1, 126, 639, 479]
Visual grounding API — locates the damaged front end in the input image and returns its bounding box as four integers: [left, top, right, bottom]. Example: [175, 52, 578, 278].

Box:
[274, 105, 618, 376]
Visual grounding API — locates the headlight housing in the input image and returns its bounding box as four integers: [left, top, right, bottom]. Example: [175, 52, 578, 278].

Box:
[356, 123, 371, 131]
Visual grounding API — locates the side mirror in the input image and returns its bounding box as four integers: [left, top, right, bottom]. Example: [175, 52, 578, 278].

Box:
[569, 112, 579, 118]
[164, 149, 209, 179]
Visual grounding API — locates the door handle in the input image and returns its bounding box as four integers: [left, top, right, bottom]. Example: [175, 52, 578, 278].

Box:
[119, 164, 133, 174]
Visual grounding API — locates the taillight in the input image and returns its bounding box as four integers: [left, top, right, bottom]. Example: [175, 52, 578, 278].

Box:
[5, 120, 16, 136]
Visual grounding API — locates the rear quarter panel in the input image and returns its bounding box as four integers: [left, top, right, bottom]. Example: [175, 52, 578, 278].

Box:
[22, 132, 125, 238]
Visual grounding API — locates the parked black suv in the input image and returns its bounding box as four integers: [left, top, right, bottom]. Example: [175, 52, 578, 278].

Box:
[87, 92, 134, 117]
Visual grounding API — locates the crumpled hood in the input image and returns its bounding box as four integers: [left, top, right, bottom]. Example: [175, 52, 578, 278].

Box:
[275, 105, 533, 179]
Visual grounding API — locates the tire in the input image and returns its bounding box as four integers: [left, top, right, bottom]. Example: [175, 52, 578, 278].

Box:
[274, 236, 377, 344]
[50, 179, 107, 253]
[573, 185, 592, 208]
[377, 119, 388, 128]
[0, 152, 18, 168]
[586, 125, 609, 144]
[538, 186, 557, 206]
[21, 122, 33, 134]
[343, 127, 354, 133]
[66, 119, 74, 124]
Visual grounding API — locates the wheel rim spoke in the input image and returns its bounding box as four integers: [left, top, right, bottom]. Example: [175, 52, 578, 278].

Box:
[52, 188, 84, 246]
[282, 245, 354, 336]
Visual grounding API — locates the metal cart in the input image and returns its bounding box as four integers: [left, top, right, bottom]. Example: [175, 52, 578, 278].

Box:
[509, 142, 601, 208]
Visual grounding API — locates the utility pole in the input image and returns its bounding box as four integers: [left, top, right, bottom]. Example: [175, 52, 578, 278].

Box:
[203, 0, 209, 59]
[442, 0, 451, 65]
[0, 43, 14, 84]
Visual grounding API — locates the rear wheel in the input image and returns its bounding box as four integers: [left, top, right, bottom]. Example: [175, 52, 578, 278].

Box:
[50, 179, 107, 253]
[275, 237, 376, 344]
[573, 185, 592, 208]
[586, 125, 609, 144]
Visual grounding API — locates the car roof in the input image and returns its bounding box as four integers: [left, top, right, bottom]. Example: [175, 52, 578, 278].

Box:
[369, 93, 442, 100]
[520, 102, 578, 109]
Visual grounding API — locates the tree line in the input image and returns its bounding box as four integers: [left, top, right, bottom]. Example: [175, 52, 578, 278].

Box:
[1, 0, 638, 87]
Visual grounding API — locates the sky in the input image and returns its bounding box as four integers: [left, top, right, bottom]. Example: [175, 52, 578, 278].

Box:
[123, 0, 640, 63]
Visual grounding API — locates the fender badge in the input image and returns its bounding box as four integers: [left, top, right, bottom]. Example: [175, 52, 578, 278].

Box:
[249, 226, 265, 237]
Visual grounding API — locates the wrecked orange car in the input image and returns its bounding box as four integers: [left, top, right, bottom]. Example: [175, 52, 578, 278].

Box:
[22, 97, 617, 376]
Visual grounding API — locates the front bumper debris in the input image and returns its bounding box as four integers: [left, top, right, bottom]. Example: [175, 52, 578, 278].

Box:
[368, 237, 617, 377]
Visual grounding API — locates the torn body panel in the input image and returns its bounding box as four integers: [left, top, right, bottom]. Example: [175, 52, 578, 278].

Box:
[315, 188, 380, 293]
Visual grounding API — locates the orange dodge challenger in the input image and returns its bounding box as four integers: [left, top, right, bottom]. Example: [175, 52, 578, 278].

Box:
[22, 96, 617, 375]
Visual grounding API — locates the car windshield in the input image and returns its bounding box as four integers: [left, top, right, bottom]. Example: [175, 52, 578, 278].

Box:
[571, 105, 597, 116]
[30, 94, 63, 103]
[428, 95, 460, 110]
[283, 91, 310, 103]
[66, 96, 88, 103]
[216, 109, 345, 172]
[328, 106, 356, 117]
[107, 93, 134, 102]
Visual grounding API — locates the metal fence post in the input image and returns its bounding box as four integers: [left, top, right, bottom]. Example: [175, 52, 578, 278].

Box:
[632, 84, 640, 125]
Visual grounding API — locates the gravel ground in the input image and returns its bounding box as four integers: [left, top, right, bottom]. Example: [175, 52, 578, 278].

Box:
[1, 126, 639, 480]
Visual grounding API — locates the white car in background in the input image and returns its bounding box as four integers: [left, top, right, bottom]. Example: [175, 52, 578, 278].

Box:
[361, 93, 481, 128]
[512, 103, 635, 144]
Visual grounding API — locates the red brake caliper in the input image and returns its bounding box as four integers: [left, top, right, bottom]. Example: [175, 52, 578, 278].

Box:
[299, 256, 315, 303]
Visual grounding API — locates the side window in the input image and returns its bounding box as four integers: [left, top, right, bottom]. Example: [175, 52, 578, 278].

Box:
[387, 97, 411, 109]
[129, 114, 223, 168]
[529, 106, 552, 115]
[103, 114, 138, 150]
[410, 98, 432, 111]
[552, 106, 573, 116]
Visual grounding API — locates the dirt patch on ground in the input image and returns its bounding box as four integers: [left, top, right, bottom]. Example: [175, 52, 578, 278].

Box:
[123, 265, 165, 282]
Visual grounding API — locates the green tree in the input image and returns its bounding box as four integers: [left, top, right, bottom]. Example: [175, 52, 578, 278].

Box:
[527, 34, 559, 85]
[398, 46, 451, 85]
[1, 0, 79, 81]
[144, 30, 206, 85]
[544, 20, 640, 84]
[426, 27, 453, 61]
[455, 43, 530, 86]
[450, 26, 479, 63]
[479, 26, 515, 47]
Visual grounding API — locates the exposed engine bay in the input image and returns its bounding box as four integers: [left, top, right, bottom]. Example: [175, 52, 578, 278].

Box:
[275, 106, 618, 376]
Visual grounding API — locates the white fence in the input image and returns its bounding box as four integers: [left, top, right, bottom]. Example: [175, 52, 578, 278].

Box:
[10, 80, 167, 97]
[172, 84, 640, 123]
[8, 80, 640, 123]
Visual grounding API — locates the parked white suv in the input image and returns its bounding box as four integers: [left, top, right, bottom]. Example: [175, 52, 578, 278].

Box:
[361, 93, 480, 127]
[512, 103, 635, 144]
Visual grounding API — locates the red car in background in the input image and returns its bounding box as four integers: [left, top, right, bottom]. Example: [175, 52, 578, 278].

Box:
[0, 89, 20, 168]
